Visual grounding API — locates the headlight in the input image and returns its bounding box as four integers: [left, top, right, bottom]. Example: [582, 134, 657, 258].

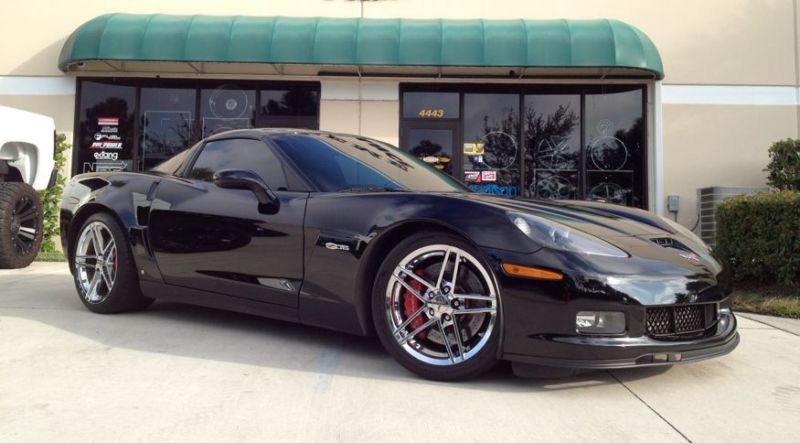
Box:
[660, 216, 710, 251]
[508, 212, 628, 258]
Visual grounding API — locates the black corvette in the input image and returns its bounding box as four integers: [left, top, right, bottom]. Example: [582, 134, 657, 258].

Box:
[60, 129, 738, 380]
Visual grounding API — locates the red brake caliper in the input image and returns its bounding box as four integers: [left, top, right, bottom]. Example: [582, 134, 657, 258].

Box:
[402, 269, 427, 339]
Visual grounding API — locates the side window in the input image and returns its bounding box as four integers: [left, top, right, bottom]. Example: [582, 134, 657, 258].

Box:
[189, 139, 288, 191]
[272, 135, 400, 191]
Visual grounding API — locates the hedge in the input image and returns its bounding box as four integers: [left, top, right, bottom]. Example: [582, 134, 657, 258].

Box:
[714, 191, 800, 286]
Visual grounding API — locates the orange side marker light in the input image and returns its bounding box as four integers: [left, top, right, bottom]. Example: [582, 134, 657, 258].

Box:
[501, 262, 563, 281]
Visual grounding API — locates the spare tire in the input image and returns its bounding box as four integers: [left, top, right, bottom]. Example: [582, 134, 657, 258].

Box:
[0, 183, 43, 269]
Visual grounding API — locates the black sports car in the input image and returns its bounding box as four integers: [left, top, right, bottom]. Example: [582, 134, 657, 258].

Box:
[60, 129, 738, 381]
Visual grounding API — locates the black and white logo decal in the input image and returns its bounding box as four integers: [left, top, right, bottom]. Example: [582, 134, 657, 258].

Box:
[325, 242, 350, 252]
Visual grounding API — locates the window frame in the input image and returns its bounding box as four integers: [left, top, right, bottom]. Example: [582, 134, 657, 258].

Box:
[182, 135, 305, 192]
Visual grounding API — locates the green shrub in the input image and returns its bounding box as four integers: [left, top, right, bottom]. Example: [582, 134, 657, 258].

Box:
[714, 191, 800, 286]
[765, 138, 800, 191]
[37, 133, 69, 253]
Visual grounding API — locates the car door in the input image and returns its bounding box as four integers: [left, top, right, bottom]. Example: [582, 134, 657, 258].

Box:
[148, 137, 307, 308]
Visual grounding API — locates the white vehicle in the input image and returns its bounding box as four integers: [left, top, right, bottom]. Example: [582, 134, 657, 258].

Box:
[0, 105, 56, 268]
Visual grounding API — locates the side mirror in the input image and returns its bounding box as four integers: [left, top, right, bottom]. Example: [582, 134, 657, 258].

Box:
[212, 169, 279, 211]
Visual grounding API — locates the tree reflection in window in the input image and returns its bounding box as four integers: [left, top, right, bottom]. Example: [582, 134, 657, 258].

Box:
[523, 95, 580, 200]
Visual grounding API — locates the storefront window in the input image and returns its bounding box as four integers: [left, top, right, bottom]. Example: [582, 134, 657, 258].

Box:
[524, 94, 581, 200]
[463, 94, 520, 196]
[139, 87, 197, 171]
[584, 88, 644, 207]
[400, 85, 647, 208]
[75, 80, 136, 173]
[255, 87, 319, 130]
[73, 79, 320, 176]
[260, 88, 318, 117]
[200, 85, 256, 138]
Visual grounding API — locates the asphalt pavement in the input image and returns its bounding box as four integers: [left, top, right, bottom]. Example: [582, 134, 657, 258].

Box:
[1, 262, 798, 442]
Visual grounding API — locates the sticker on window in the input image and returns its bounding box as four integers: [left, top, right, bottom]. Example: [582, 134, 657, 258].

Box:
[481, 170, 497, 182]
[464, 171, 480, 182]
[98, 117, 119, 126]
[463, 143, 485, 155]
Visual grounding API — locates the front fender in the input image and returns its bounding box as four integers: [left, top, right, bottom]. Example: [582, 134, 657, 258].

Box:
[297, 192, 535, 335]
[60, 172, 163, 281]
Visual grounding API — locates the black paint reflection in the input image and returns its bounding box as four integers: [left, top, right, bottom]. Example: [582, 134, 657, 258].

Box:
[150, 211, 286, 254]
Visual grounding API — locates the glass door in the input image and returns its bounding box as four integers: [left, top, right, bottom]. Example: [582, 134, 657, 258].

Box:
[401, 122, 459, 177]
[400, 91, 462, 180]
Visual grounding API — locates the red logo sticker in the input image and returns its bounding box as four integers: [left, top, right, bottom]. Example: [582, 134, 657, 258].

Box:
[481, 170, 497, 182]
[98, 117, 119, 126]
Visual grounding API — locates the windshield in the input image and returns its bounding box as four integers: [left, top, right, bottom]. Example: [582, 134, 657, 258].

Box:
[270, 133, 470, 193]
[149, 146, 193, 175]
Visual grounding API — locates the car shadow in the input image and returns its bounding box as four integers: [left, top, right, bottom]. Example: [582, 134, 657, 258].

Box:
[3, 275, 675, 392]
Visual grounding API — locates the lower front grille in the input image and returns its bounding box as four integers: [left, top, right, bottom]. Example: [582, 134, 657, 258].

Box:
[646, 304, 716, 338]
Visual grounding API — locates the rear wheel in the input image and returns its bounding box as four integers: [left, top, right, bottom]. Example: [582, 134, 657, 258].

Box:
[372, 232, 501, 381]
[71, 212, 153, 313]
[0, 183, 43, 269]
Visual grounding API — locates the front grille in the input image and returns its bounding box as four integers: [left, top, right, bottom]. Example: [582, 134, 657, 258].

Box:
[646, 304, 716, 338]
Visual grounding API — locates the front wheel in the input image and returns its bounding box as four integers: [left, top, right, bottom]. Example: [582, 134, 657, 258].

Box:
[372, 232, 502, 381]
[71, 212, 153, 313]
[0, 183, 43, 269]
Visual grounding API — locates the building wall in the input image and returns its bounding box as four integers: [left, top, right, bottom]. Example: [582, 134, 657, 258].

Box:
[1, 0, 798, 227]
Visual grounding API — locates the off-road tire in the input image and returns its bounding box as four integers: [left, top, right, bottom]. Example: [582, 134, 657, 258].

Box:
[0, 183, 43, 269]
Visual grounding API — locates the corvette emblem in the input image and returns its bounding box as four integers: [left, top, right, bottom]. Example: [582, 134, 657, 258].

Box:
[679, 252, 701, 264]
[325, 242, 350, 252]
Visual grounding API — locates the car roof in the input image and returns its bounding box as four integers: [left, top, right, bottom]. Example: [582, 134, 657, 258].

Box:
[203, 128, 371, 144]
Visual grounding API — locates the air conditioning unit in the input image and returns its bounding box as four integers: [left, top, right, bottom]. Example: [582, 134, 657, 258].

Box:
[697, 186, 768, 247]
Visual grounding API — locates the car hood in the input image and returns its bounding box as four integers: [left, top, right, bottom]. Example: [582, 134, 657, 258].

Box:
[456, 194, 673, 238]
[450, 194, 721, 276]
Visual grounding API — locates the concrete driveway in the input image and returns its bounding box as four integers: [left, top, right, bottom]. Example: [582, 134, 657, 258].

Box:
[1, 263, 798, 442]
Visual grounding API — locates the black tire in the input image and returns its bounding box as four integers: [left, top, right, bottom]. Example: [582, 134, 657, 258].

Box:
[0, 183, 43, 269]
[372, 231, 502, 381]
[70, 212, 153, 314]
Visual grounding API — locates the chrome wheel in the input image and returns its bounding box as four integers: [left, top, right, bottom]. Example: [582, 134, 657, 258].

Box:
[385, 245, 498, 366]
[75, 221, 117, 304]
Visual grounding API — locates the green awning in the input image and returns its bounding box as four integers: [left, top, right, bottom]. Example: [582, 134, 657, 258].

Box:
[59, 14, 663, 78]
